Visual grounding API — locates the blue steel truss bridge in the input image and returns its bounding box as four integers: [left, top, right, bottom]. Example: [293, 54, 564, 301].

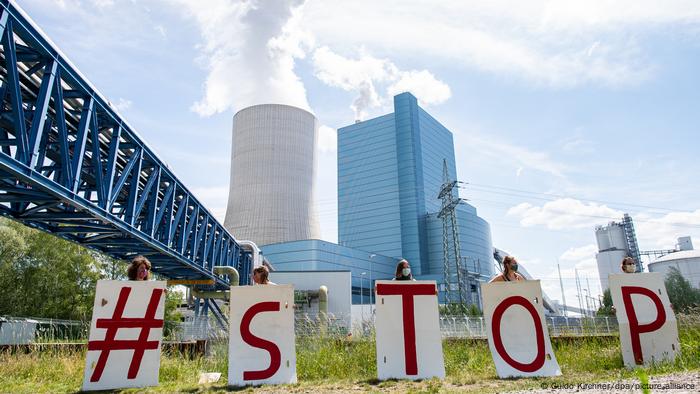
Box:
[0, 0, 251, 317]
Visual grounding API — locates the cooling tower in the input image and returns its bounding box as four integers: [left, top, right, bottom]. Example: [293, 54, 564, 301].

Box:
[224, 104, 320, 246]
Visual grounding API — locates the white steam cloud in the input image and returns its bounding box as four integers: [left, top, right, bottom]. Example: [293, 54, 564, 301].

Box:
[176, 0, 312, 116]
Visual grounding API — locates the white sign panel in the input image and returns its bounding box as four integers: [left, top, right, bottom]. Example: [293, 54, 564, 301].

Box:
[482, 280, 561, 378]
[374, 280, 445, 381]
[228, 285, 296, 386]
[609, 273, 680, 367]
[82, 280, 166, 391]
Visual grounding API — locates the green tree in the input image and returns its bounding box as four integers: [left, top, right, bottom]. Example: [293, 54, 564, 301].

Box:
[0, 218, 106, 320]
[665, 267, 700, 314]
[596, 288, 615, 316]
[0, 223, 29, 314]
[163, 287, 184, 337]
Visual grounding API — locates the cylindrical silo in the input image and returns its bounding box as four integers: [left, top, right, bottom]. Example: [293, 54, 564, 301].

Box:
[596, 249, 627, 290]
[595, 226, 611, 251]
[224, 104, 320, 246]
[608, 224, 627, 251]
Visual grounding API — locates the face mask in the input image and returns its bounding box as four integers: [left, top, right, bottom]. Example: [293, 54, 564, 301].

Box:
[510, 263, 518, 272]
[402, 268, 411, 277]
[623, 265, 635, 273]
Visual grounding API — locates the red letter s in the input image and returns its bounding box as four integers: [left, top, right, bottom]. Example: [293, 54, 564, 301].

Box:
[240, 301, 282, 380]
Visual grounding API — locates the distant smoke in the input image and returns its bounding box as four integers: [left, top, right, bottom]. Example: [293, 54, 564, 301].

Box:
[350, 81, 381, 121]
[177, 0, 312, 116]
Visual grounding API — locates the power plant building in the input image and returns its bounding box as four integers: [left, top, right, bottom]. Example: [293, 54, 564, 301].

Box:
[337, 92, 493, 303]
[595, 214, 642, 290]
[648, 237, 700, 289]
[234, 94, 493, 306]
[224, 104, 320, 246]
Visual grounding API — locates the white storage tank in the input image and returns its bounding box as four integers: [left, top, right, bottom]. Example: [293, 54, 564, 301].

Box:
[595, 226, 611, 251]
[596, 249, 628, 290]
[648, 250, 700, 289]
[678, 236, 694, 251]
[224, 104, 320, 246]
[595, 223, 628, 252]
[608, 224, 627, 251]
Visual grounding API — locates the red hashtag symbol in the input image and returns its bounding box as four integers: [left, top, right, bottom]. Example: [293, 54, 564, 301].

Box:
[87, 286, 164, 382]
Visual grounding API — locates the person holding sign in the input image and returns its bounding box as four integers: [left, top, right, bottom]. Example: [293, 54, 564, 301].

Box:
[621, 256, 636, 273]
[253, 266, 276, 285]
[127, 256, 152, 281]
[489, 256, 525, 283]
[393, 259, 415, 281]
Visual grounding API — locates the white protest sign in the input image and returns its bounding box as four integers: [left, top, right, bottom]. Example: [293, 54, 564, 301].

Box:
[482, 280, 561, 378]
[374, 280, 444, 381]
[609, 273, 680, 367]
[228, 285, 296, 386]
[82, 280, 166, 391]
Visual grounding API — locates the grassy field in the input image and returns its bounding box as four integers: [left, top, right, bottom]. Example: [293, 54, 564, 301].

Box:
[1, 322, 699, 393]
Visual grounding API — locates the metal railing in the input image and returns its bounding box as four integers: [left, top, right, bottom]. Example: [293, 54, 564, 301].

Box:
[439, 315, 620, 338]
[4, 313, 699, 344]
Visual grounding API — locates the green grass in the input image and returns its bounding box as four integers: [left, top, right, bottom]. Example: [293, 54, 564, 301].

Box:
[1, 322, 699, 393]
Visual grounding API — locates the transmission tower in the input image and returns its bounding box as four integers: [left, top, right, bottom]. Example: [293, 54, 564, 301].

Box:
[437, 159, 467, 306]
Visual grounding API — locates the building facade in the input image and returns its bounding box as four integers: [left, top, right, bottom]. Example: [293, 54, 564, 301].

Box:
[224, 104, 320, 246]
[261, 239, 397, 304]
[595, 214, 642, 290]
[337, 92, 493, 303]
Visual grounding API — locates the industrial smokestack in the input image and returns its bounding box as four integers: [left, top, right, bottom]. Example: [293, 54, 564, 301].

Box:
[224, 104, 320, 246]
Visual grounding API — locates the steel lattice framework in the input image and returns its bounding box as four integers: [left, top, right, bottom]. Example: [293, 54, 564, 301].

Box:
[0, 0, 250, 289]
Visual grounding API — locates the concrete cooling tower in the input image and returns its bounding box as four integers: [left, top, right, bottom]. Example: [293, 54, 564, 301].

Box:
[224, 104, 320, 246]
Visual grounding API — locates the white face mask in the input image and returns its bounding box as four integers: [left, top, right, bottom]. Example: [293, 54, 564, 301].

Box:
[623, 264, 635, 273]
[402, 268, 411, 277]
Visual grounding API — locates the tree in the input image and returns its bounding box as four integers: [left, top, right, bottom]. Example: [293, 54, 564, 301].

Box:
[163, 287, 184, 337]
[665, 267, 700, 314]
[596, 288, 615, 316]
[0, 218, 106, 320]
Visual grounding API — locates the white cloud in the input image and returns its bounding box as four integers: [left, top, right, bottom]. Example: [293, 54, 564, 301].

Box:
[317, 125, 337, 154]
[302, 0, 700, 88]
[387, 70, 451, 106]
[507, 198, 623, 229]
[91, 0, 114, 7]
[635, 209, 700, 250]
[176, 0, 312, 116]
[560, 244, 598, 261]
[460, 133, 570, 178]
[154, 24, 167, 38]
[111, 98, 132, 112]
[312, 47, 450, 120]
[507, 198, 700, 252]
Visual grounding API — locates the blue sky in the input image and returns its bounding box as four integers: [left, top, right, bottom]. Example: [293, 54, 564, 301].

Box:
[17, 0, 700, 309]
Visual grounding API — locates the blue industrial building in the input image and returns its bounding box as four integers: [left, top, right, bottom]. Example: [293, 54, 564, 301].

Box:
[261, 239, 396, 304]
[338, 92, 493, 303]
[261, 92, 493, 305]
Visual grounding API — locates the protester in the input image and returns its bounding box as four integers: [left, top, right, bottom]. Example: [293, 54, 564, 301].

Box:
[393, 259, 415, 281]
[489, 255, 525, 282]
[621, 256, 636, 273]
[127, 255, 151, 281]
[253, 265, 276, 285]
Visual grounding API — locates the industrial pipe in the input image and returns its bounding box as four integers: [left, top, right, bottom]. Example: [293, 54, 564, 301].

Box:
[213, 266, 239, 285]
[318, 285, 328, 334]
[318, 285, 328, 315]
[190, 266, 240, 301]
[237, 240, 262, 268]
